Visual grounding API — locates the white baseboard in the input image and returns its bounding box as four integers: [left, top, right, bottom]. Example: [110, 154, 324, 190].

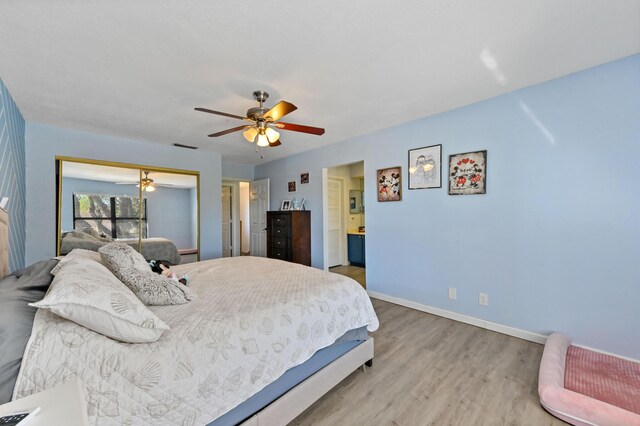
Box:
[367, 290, 547, 344]
[367, 291, 640, 364]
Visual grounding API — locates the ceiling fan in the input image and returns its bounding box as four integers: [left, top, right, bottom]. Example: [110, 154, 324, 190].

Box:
[116, 171, 173, 192]
[195, 90, 325, 149]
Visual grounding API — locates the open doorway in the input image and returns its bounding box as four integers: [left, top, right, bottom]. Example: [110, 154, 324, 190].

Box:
[222, 178, 269, 258]
[323, 161, 365, 288]
[221, 184, 232, 257]
[239, 182, 250, 255]
[221, 179, 250, 257]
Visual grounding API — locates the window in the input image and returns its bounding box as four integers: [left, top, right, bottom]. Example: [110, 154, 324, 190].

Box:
[73, 193, 147, 239]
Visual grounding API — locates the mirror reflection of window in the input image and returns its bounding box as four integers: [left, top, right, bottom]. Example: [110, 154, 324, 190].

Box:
[72, 194, 148, 239]
[60, 163, 140, 254]
[58, 159, 200, 264]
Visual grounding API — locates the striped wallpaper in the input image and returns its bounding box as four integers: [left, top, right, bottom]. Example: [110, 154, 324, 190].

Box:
[0, 79, 26, 272]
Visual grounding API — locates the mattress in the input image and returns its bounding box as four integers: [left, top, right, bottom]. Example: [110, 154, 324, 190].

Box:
[208, 327, 368, 426]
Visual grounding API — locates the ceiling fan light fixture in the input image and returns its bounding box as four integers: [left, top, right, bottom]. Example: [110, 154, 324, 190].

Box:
[145, 184, 155, 192]
[256, 133, 270, 147]
[196, 90, 325, 154]
[265, 127, 280, 143]
[243, 127, 258, 143]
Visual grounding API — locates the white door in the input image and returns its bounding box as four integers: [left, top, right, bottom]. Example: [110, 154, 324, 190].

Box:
[250, 178, 270, 257]
[327, 178, 343, 267]
[221, 186, 232, 257]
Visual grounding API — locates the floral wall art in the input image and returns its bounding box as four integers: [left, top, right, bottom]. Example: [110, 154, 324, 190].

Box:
[448, 150, 487, 195]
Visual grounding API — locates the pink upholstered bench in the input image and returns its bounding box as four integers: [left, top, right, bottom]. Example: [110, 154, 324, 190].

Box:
[539, 333, 640, 426]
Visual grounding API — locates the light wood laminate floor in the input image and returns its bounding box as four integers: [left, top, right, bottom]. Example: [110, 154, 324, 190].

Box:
[330, 265, 366, 288]
[290, 299, 564, 426]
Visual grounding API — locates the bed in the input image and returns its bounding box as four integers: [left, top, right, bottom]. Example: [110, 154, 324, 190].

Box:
[61, 229, 182, 265]
[1, 209, 379, 426]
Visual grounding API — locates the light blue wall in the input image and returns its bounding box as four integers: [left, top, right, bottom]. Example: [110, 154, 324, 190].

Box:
[25, 123, 222, 263]
[222, 161, 255, 181]
[256, 55, 640, 359]
[61, 177, 197, 249]
[0, 79, 26, 272]
[144, 184, 196, 250]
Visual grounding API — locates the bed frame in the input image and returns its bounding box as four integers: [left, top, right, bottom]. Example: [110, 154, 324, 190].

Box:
[239, 338, 373, 426]
[0, 206, 375, 425]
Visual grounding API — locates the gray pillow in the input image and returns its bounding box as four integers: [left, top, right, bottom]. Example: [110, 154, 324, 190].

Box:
[99, 243, 196, 306]
[0, 259, 58, 404]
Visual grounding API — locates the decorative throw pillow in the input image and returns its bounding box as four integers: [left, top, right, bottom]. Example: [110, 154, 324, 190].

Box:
[99, 242, 196, 306]
[31, 257, 169, 343]
[50, 248, 102, 275]
[79, 227, 101, 239]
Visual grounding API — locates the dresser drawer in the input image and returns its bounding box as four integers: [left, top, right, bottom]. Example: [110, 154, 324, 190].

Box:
[270, 214, 291, 227]
[271, 225, 290, 237]
[271, 247, 290, 260]
[272, 237, 288, 249]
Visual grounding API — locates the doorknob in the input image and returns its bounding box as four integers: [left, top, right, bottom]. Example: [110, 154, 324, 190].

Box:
[263, 228, 267, 231]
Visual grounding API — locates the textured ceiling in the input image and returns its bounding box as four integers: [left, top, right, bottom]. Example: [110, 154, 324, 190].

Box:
[0, 1, 638, 165]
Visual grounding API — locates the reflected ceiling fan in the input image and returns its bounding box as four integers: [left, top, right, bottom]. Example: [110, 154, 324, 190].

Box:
[195, 90, 325, 150]
[115, 171, 174, 192]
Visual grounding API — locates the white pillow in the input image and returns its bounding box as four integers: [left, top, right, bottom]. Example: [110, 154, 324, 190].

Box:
[31, 257, 170, 343]
[50, 248, 103, 275]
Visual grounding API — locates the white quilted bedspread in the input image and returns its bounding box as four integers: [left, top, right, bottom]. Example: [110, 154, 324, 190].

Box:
[14, 257, 379, 425]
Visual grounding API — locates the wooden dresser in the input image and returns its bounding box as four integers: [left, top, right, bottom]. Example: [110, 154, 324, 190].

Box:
[267, 211, 311, 266]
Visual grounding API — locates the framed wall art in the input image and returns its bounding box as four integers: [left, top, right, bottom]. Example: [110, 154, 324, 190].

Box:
[288, 181, 296, 192]
[448, 150, 487, 195]
[300, 172, 310, 184]
[377, 167, 402, 202]
[281, 200, 291, 211]
[408, 144, 442, 189]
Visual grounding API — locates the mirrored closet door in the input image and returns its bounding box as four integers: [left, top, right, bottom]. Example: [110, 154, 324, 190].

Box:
[56, 157, 200, 264]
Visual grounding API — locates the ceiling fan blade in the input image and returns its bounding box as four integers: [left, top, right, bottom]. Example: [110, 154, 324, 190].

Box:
[268, 139, 282, 147]
[275, 122, 325, 135]
[195, 107, 248, 121]
[208, 125, 248, 137]
[264, 101, 297, 121]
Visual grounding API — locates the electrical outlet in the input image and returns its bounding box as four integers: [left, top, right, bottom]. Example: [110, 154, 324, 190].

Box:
[479, 293, 489, 306]
[448, 288, 457, 300]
